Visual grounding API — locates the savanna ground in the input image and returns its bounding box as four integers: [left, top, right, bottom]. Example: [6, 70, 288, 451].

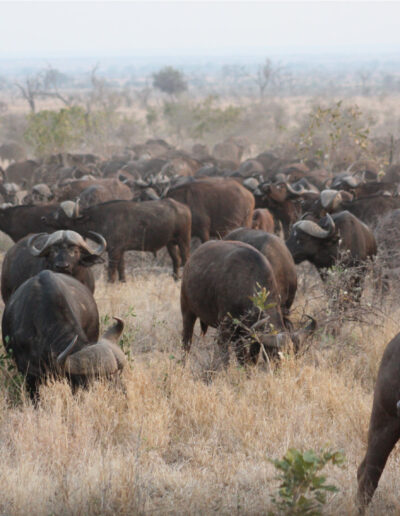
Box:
[1, 71, 400, 513]
[0, 235, 399, 515]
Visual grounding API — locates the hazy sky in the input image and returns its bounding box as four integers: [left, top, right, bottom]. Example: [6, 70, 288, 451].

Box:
[1, 1, 400, 59]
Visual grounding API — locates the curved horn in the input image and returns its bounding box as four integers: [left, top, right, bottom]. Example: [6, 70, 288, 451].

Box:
[290, 315, 317, 350]
[102, 317, 124, 343]
[319, 213, 336, 236]
[302, 315, 317, 334]
[27, 232, 50, 257]
[61, 230, 106, 256]
[74, 198, 80, 217]
[343, 175, 359, 188]
[57, 335, 79, 368]
[285, 182, 306, 196]
[320, 189, 342, 210]
[86, 231, 107, 255]
[60, 200, 77, 218]
[293, 215, 335, 239]
[144, 187, 160, 201]
[251, 317, 270, 331]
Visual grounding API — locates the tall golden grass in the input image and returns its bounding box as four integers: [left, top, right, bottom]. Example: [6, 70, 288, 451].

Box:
[0, 256, 398, 515]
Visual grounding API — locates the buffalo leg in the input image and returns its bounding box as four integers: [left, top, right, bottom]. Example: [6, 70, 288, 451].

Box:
[177, 239, 190, 267]
[107, 249, 123, 283]
[357, 409, 400, 509]
[182, 310, 196, 354]
[167, 243, 181, 280]
[217, 321, 232, 367]
[117, 253, 126, 282]
[25, 375, 40, 402]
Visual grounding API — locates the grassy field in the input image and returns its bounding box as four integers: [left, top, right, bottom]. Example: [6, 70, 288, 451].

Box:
[0, 249, 398, 515]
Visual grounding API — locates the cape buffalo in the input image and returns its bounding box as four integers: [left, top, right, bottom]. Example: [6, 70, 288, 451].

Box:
[1, 230, 106, 302]
[340, 195, 400, 226]
[224, 228, 297, 319]
[285, 211, 377, 300]
[0, 204, 57, 242]
[181, 240, 313, 365]
[254, 182, 305, 238]
[357, 331, 400, 510]
[251, 208, 275, 232]
[167, 178, 254, 242]
[45, 198, 191, 282]
[77, 178, 132, 207]
[2, 270, 126, 398]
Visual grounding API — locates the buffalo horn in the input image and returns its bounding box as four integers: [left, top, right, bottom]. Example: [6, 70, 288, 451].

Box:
[285, 182, 306, 196]
[57, 335, 79, 368]
[259, 332, 292, 349]
[27, 232, 51, 256]
[251, 317, 270, 331]
[320, 189, 342, 210]
[86, 231, 107, 255]
[63, 230, 106, 256]
[294, 214, 335, 239]
[60, 200, 77, 218]
[144, 187, 160, 200]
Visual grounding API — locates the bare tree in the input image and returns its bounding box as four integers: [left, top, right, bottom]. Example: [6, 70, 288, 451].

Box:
[16, 66, 74, 111]
[254, 58, 282, 99]
[358, 69, 372, 96]
[40, 65, 73, 106]
[15, 74, 42, 112]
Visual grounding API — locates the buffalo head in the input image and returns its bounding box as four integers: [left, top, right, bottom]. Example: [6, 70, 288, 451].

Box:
[285, 214, 339, 265]
[28, 230, 106, 273]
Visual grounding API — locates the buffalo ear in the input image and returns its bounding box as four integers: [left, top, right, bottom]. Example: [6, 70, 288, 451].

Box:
[79, 254, 105, 267]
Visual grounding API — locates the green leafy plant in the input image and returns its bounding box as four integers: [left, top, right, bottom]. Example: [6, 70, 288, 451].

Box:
[269, 448, 345, 515]
[0, 341, 24, 405]
[24, 106, 87, 157]
[250, 283, 277, 312]
[296, 101, 373, 169]
[153, 66, 187, 97]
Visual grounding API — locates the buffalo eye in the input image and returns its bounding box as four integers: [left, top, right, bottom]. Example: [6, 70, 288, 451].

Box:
[68, 245, 79, 257]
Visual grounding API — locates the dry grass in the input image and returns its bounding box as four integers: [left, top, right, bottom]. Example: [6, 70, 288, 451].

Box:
[0, 251, 399, 515]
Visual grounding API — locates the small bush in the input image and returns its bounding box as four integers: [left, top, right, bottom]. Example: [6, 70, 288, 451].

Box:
[24, 106, 86, 157]
[269, 448, 345, 516]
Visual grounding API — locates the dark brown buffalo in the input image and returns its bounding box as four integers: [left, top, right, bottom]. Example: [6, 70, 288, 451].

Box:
[167, 179, 254, 242]
[1, 230, 106, 302]
[254, 182, 304, 239]
[357, 331, 400, 510]
[340, 195, 400, 226]
[5, 159, 39, 186]
[0, 142, 26, 162]
[78, 178, 132, 208]
[55, 177, 131, 205]
[251, 208, 275, 232]
[45, 198, 191, 282]
[181, 240, 313, 365]
[212, 141, 243, 167]
[224, 228, 297, 318]
[2, 270, 125, 398]
[286, 211, 377, 299]
[54, 177, 96, 201]
[0, 204, 57, 242]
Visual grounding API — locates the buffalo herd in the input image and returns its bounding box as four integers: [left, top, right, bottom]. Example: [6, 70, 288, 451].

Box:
[2, 139, 400, 509]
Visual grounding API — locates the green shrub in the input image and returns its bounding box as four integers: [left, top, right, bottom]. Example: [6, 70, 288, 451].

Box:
[24, 106, 86, 157]
[269, 448, 345, 515]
